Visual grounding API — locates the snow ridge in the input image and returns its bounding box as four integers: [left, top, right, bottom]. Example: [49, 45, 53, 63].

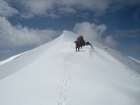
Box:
[0, 30, 140, 105]
[58, 53, 73, 105]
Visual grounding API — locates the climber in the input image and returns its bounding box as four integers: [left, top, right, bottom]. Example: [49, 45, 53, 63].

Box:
[77, 36, 85, 49]
[74, 41, 80, 52]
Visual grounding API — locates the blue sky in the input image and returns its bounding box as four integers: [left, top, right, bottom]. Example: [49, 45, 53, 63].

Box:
[0, 0, 140, 61]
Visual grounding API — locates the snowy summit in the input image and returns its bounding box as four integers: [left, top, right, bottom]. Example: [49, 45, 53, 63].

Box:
[0, 30, 140, 105]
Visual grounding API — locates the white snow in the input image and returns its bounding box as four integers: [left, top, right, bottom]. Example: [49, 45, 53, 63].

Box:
[0, 30, 140, 105]
[129, 56, 140, 64]
[0, 52, 27, 66]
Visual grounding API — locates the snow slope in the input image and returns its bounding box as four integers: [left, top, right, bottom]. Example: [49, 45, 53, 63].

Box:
[0, 30, 140, 105]
[0, 52, 27, 66]
[129, 56, 140, 64]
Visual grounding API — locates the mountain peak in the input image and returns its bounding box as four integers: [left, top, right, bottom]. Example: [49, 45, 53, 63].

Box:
[61, 30, 78, 42]
[0, 30, 140, 105]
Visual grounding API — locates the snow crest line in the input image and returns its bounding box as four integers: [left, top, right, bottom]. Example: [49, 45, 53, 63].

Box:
[58, 53, 74, 105]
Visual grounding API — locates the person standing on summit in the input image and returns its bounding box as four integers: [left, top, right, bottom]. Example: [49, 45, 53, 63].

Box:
[74, 41, 80, 52]
[74, 35, 85, 52]
[77, 36, 85, 49]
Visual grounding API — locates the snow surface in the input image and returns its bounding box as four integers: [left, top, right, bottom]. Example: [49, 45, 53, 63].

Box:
[0, 52, 27, 66]
[0, 30, 140, 105]
[129, 56, 140, 64]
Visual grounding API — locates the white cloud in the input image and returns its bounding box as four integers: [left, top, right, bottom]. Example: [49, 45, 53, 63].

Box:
[28, 0, 110, 16]
[59, 7, 76, 14]
[103, 36, 118, 48]
[8, 0, 55, 16]
[73, 22, 118, 48]
[93, 19, 100, 23]
[0, 16, 61, 47]
[115, 29, 140, 38]
[48, 13, 61, 18]
[20, 12, 34, 19]
[0, 0, 19, 17]
[20, 0, 54, 15]
[3, 0, 140, 18]
[73, 22, 107, 41]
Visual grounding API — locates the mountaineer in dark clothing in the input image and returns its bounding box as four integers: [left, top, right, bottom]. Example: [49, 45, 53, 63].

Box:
[74, 36, 93, 52]
[74, 35, 86, 52]
[77, 36, 85, 49]
[74, 41, 80, 52]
